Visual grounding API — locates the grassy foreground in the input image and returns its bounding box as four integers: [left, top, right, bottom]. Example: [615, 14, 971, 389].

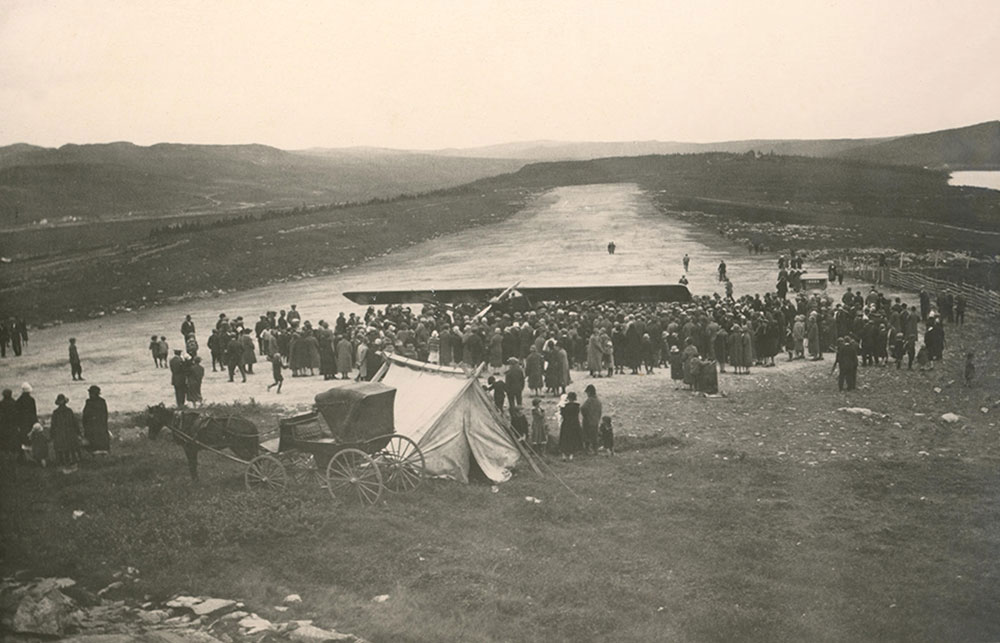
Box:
[3, 317, 999, 642]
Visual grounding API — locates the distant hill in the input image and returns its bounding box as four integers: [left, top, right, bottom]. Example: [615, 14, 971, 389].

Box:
[430, 137, 892, 161]
[835, 121, 1000, 170]
[0, 143, 523, 225]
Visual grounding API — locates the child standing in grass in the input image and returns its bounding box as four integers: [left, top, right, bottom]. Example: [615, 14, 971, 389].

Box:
[267, 354, 285, 393]
[530, 398, 548, 454]
[29, 422, 48, 467]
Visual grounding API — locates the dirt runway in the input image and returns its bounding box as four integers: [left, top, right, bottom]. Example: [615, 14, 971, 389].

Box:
[2, 183, 906, 416]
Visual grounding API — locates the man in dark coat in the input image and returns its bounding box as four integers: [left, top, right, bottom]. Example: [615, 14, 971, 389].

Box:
[169, 349, 189, 405]
[504, 358, 525, 409]
[0, 389, 19, 460]
[51, 394, 81, 470]
[16, 383, 37, 461]
[181, 314, 196, 339]
[225, 335, 246, 383]
[82, 385, 110, 453]
[69, 338, 83, 380]
[832, 336, 859, 391]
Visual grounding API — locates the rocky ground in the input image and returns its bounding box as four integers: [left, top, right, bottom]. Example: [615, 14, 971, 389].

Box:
[2, 572, 366, 642]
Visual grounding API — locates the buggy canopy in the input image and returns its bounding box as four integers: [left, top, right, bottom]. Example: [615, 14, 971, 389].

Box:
[374, 354, 524, 483]
[314, 382, 396, 443]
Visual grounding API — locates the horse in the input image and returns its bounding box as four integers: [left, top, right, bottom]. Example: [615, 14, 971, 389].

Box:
[145, 403, 259, 481]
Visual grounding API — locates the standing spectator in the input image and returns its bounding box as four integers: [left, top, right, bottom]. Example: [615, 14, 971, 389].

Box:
[28, 423, 48, 467]
[187, 356, 205, 407]
[149, 335, 163, 367]
[207, 329, 221, 372]
[69, 338, 83, 380]
[239, 328, 257, 374]
[581, 384, 602, 455]
[16, 383, 37, 462]
[718, 260, 727, 282]
[9, 318, 23, 356]
[0, 389, 18, 463]
[955, 294, 966, 325]
[683, 253, 690, 272]
[505, 357, 525, 409]
[336, 334, 354, 380]
[157, 336, 169, 366]
[51, 394, 81, 472]
[82, 385, 110, 454]
[486, 375, 507, 413]
[832, 336, 859, 391]
[225, 334, 246, 383]
[170, 349, 189, 405]
[287, 304, 301, 325]
[558, 392, 582, 462]
[181, 314, 195, 339]
[525, 345, 544, 396]
[530, 398, 548, 453]
[185, 333, 199, 358]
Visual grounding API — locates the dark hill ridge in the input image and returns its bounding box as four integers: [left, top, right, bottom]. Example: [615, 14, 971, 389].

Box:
[0, 143, 523, 225]
[835, 121, 1000, 170]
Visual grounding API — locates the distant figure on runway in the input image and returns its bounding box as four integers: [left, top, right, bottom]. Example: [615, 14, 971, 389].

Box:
[718, 260, 727, 282]
[607, 241, 616, 255]
[683, 253, 690, 272]
[69, 338, 83, 381]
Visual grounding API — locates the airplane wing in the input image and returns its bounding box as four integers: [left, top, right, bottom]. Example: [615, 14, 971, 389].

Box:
[342, 283, 692, 306]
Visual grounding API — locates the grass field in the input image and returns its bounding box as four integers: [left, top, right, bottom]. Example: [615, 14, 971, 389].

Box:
[4, 316, 998, 642]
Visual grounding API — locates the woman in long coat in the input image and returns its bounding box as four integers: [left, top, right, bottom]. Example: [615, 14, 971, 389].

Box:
[807, 313, 821, 360]
[556, 344, 571, 393]
[727, 325, 744, 373]
[488, 330, 503, 368]
[580, 385, 602, 454]
[302, 331, 321, 375]
[82, 385, 110, 452]
[51, 394, 81, 469]
[525, 346, 544, 395]
[317, 326, 336, 379]
[543, 342, 561, 394]
[741, 326, 755, 373]
[336, 336, 354, 378]
[558, 392, 583, 461]
[587, 332, 603, 377]
[16, 383, 37, 453]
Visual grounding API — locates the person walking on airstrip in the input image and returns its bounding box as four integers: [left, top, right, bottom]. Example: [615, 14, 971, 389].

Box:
[69, 338, 83, 381]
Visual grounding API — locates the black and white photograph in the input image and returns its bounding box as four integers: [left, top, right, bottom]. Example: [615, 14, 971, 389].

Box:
[1, 1, 998, 641]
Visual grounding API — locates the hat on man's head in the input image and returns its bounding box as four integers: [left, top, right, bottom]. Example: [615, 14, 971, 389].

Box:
[88, 385, 101, 394]
[55, 393, 68, 405]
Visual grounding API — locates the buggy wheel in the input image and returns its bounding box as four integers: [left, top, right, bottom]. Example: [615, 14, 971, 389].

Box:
[244, 454, 287, 492]
[376, 435, 425, 493]
[283, 452, 321, 486]
[326, 448, 383, 505]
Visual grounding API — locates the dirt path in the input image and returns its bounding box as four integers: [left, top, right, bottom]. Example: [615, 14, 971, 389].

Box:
[1, 183, 911, 417]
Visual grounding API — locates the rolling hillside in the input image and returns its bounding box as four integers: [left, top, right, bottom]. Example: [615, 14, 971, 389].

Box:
[835, 121, 1000, 170]
[0, 143, 523, 225]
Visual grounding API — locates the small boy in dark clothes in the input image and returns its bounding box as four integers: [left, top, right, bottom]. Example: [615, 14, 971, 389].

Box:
[599, 416, 614, 455]
[267, 354, 285, 393]
[486, 375, 507, 412]
[509, 406, 528, 441]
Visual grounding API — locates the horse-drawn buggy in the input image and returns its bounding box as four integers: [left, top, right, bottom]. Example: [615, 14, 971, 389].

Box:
[146, 382, 425, 505]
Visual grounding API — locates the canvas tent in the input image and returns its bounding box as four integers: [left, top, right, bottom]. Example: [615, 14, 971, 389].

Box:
[373, 353, 526, 483]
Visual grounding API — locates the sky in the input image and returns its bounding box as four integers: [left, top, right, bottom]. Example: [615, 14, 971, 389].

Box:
[0, 0, 997, 150]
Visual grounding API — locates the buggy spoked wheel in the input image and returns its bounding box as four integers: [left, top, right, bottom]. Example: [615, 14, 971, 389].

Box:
[376, 435, 425, 493]
[283, 452, 322, 486]
[244, 454, 287, 491]
[326, 448, 383, 505]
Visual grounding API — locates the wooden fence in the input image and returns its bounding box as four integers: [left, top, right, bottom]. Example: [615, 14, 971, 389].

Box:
[849, 266, 1000, 316]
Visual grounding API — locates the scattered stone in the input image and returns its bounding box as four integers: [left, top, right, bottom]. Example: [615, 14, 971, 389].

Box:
[238, 613, 273, 634]
[191, 598, 236, 616]
[219, 610, 249, 622]
[837, 407, 887, 419]
[284, 594, 303, 604]
[137, 609, 170, 624]
[981, 407, 989, 414]
[940, 413, 962, 424]
[166, 596, 202, 609]
[97, 581, 124, 596]
[371, 595, 389, 603]
[288, 622, 354, 642]
[12, 586, 77, 636]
